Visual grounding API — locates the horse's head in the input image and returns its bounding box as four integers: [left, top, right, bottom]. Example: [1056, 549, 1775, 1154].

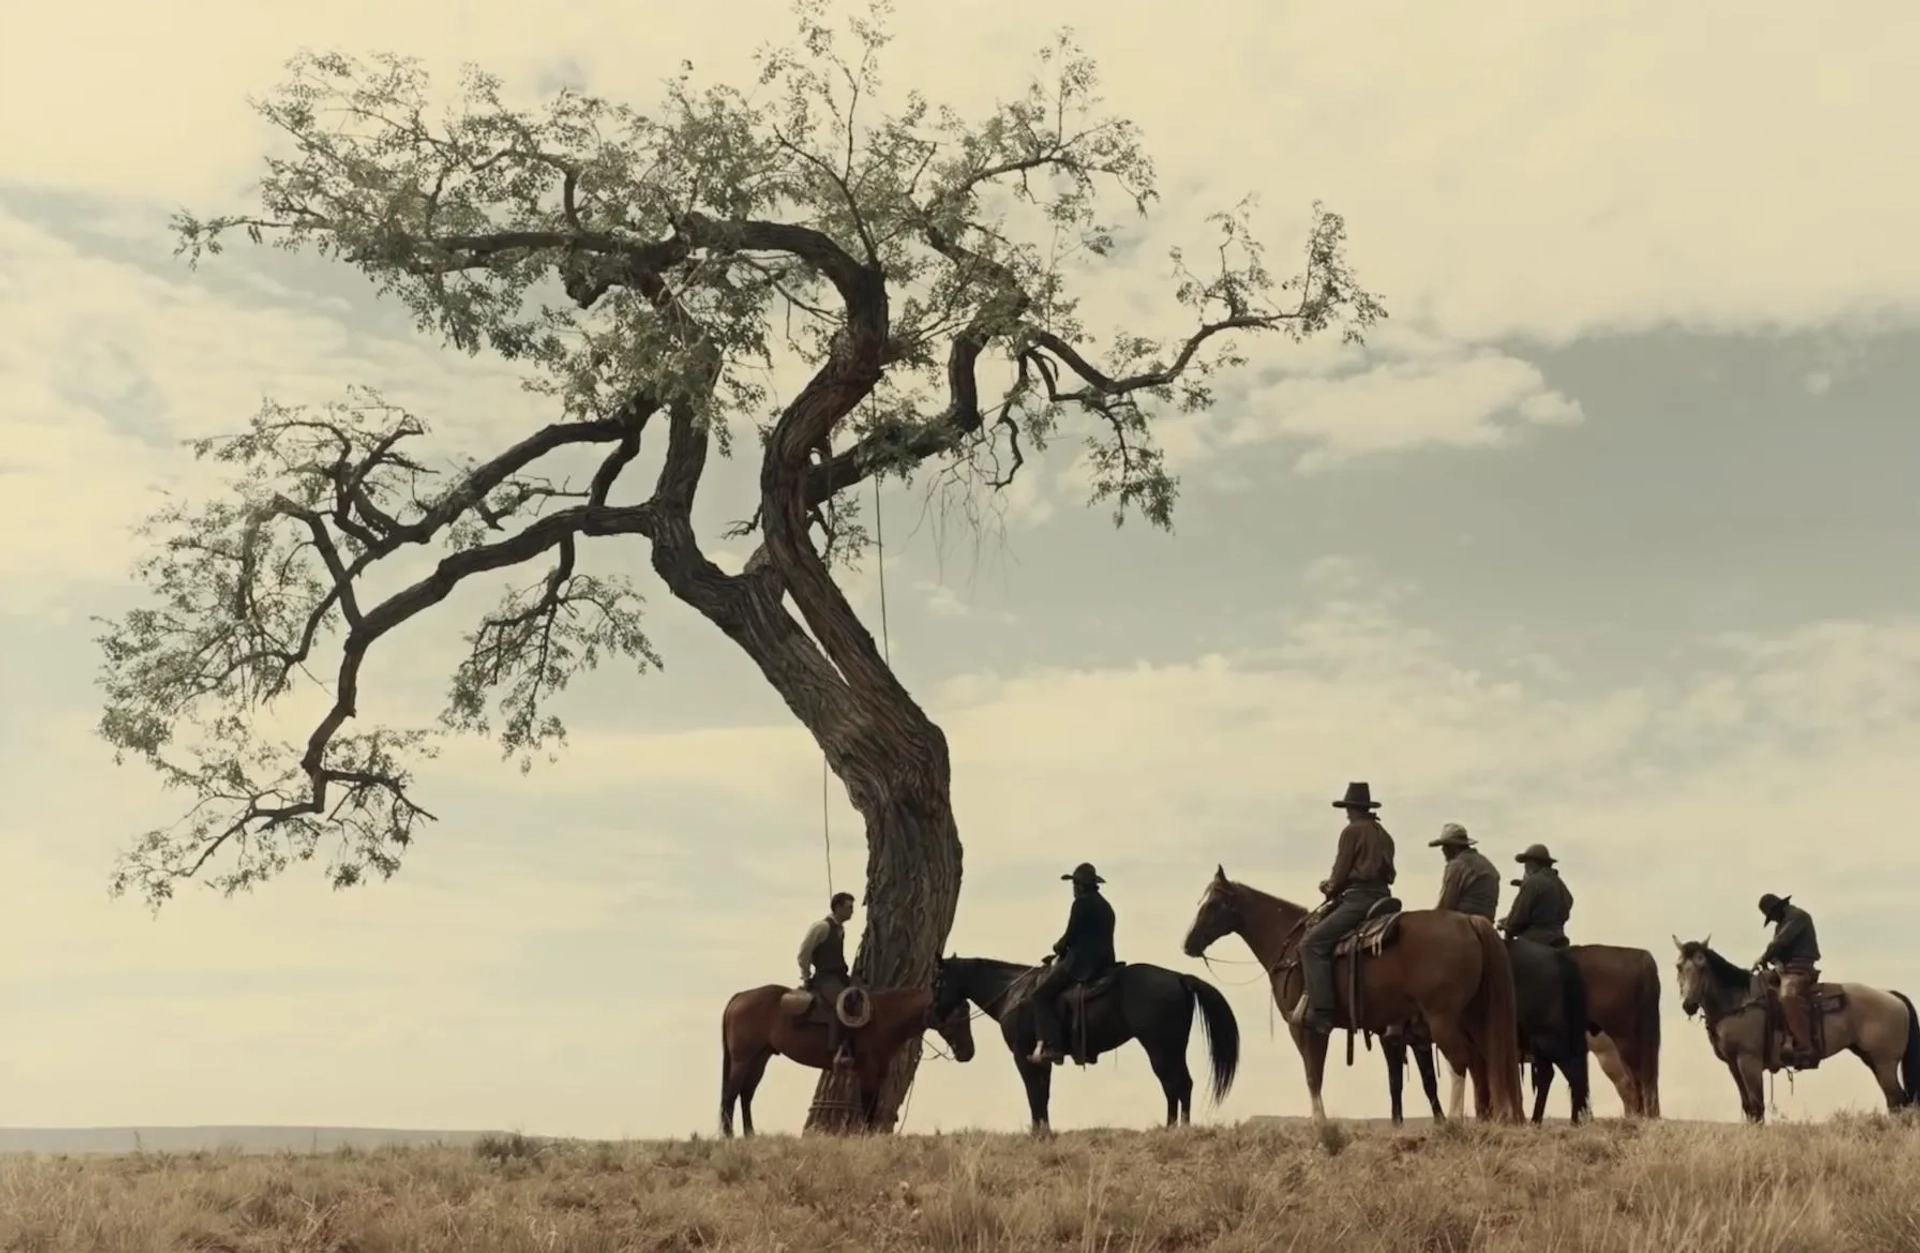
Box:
[1671, 933, 1714, 1018]
[928, 956, 977, 1062]
[1183, 865, 1244, 958]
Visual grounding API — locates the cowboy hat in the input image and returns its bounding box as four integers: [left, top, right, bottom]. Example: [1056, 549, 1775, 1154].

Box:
[1429, 823, 1475, 849]
[1334, 781, 1381, 810]
[1515, 843, 1556, 866]
[1063, 863, 1106, 885]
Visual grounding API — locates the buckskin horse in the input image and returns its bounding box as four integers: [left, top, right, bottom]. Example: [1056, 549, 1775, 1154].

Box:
[717, 973, 976, 1136]
[931, 953, 1240, 1133]
[1182, 866, 1527, 1122]
[1673, 936, 1920, 1121]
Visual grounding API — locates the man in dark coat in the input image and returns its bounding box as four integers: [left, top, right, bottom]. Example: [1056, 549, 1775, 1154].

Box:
[1499, 843, 1573, 948]
[1431, 823, 1500, 920]
[1756, 892, 1823, 1066]
[797, 890, 858, 1069]
[1289, 782, 1397, 1035]
[1028, 862, 1118, 1065]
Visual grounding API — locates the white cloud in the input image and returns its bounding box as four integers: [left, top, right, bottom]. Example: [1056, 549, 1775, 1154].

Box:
[1166, 348, 1586, 471]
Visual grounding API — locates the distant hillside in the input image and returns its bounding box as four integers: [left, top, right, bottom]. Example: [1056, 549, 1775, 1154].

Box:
[0, 1126, 508, 1155]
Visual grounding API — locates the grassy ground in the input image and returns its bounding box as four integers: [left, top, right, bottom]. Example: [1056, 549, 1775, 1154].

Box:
[5, 1115, 1920, 1252]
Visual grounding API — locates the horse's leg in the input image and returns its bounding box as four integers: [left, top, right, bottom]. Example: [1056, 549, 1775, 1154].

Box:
[1852, 1040, 1908, 1112]
[1385, 1036, 1407, 1126]
[1412, 1039, 1445, 1122]
[1145, 1036, 1195, 1127]
[1018, 1058, 1054, 1135]
[1589, 1031, 1635, 1116]
[1425, 1013, 1482, 1120]
[1734, 1054, 1766, 1123]
[1445, 1052, 1468, 1120]
[733, 1049, 773, 1138]
[1530, 1056, 1553, 1125]
[1292, 1023, 1332, 1122]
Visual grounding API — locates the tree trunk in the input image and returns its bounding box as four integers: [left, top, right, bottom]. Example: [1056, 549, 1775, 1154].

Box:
[804, 741, 964, 1133]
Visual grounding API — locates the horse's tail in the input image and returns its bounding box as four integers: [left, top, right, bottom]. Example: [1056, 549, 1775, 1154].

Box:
[1550, 945, 1592, 1120]
[1892, 990, 1920, 1106]
[1465, 915, 1527, 1121]
[1181, 973, 1242, 1104]
[1633, 949, 1664, 1118]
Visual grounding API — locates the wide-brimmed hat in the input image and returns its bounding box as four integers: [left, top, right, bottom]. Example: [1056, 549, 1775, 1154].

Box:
[1334, 781, 1382, 810]
[1758, 892, 1791, 918]
[1429, 823, 1475, 849]
[1515, 843, 1557, 866]
[1063, 863, 1106, 885]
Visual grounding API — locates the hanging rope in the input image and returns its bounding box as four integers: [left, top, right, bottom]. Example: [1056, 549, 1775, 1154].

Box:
[819, 475, 894, 894]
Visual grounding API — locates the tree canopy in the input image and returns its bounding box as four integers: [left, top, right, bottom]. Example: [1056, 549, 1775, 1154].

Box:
[97, 0, 1384, 910]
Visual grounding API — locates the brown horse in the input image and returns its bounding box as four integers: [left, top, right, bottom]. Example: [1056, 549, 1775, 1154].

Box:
[1673, 936, 1920, 1122]
[718, 979, 976, 1136]
[1182, 866, 1527, 1122]
[1398, 942, 1663, 1121]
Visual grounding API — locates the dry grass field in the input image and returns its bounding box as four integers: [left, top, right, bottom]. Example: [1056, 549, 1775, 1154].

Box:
[6, 1115, 1920, 1252]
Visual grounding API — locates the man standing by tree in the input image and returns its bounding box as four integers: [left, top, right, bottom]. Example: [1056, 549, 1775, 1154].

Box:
[1291, 783, 1397, 1034]
[1028, 863, 1118, 1065]
[798, 891, 859, 1070]
[88, 3, 1383, 1130]
[1431, 823, 1500, 920]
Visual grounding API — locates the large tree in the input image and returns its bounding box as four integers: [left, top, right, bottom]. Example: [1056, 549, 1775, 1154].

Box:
[96, 0, 1382, 1127]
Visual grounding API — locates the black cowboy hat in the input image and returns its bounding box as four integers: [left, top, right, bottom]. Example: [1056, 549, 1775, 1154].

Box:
[1515, 843, 1556, 866]
[1334, 781, 1381, 810]
[1064, 863, 1106, 885]
[1758, 893, 1791, 918]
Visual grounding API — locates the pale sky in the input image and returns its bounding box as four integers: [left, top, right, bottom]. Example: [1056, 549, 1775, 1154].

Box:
[3, 0, 1919, 1139]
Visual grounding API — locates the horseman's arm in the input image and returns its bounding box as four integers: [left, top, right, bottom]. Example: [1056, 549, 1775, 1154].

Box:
[797, 920, 829, 978]
[1499, 879, 1537, 934]
[1759, 913, 1805, 965]
[1054, 896, 1093, 954]
[1435, 858, 1465, 911]
[1325, 823, 1361, 894]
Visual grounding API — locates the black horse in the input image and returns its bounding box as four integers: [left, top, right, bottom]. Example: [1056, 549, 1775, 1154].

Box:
[1382, 939, 1592, 1124]
[932, 954, 1240, 1132]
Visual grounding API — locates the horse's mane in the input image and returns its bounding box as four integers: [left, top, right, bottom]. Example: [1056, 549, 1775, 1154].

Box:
[1684, 940, 1752, 993]
[1214, 875, 1310, 919]
[946, 955, 1043, 1011]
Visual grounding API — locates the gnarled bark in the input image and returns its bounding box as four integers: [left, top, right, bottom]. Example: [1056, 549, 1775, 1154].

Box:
[803, 722, 963, 1131]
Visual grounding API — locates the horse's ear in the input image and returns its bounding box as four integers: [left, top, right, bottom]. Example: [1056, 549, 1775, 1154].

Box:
[1704, 932, 1712, 950]
[1671, 934, 1684, 951]
[1214, 863, 1227, 881]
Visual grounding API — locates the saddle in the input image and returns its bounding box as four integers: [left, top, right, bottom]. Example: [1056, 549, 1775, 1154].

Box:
[1332, 898, 1406, 961]
[780, 984, 872, 1029]
[1058, 962, 1128, 1067]
[1277, 897, 1406, 1065]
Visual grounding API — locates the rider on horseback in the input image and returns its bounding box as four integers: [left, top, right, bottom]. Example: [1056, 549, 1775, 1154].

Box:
[797, 891, 858, 1070]
[1755, 892, 1822, 1066]
[1500, 844, 1573, 948]
[1029, 863, 1119, 1065]
[1431, 823, 1500, 919]
[1289, 782, 1397, 1035]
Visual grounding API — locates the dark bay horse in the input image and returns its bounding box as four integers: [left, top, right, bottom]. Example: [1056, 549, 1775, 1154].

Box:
[932, 954, 1240, 1132]
[718, 979, 976, 1136]
[1673, 936, 1920, 1122]
[1540, 943, 1663, 1118]
[1183, 866, 1527, 1122]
